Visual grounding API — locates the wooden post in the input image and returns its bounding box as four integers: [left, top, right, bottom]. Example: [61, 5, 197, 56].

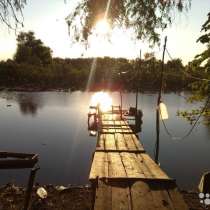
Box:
[155, 37, 167, 164]
[23, 166, 40, 210]
[135, 50, 141, 112]
[119, 70, 123, 119]
[135, 50, 141, 131]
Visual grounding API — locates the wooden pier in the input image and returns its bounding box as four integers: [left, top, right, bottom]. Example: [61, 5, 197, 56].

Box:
[89, 108, 189, 210]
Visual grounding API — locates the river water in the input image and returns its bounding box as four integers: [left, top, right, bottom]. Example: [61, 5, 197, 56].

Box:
[0, 91, 209, 190]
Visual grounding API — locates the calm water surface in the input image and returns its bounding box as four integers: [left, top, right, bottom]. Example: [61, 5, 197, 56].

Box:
[0, 91, 209, 190]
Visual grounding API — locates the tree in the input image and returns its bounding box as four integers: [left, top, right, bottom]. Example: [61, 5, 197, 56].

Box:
[180, 12, 210, 125]
[66, 0, 191, 44]
[1, 1, 190, 44]
[188, 12, 210, 100]
[0, 0, 27, 29]
[14, 31, 52, 66]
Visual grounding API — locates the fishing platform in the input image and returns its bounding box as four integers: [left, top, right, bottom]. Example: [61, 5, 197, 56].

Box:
[88, 105, 189, 210]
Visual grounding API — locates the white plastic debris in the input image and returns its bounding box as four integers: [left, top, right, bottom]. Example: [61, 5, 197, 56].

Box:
[55, 186, 67, 191]
[36, 187, 48, 199]
[159, 102, 169, 120]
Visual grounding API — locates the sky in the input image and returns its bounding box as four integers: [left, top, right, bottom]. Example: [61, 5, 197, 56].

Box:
[0, 0, 209, 64]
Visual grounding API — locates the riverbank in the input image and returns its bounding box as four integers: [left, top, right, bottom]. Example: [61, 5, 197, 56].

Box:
[0, 183, 208, 210]
[0, 184, 92, 210]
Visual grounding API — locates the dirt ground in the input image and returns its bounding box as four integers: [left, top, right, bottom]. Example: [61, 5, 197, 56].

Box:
[0, 184, 92, 210]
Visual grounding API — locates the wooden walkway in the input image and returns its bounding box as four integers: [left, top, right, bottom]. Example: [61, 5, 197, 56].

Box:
[89, 110, 189, 210]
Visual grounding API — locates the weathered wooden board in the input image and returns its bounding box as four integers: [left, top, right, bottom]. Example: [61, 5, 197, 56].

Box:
[101, 114, 122, 121]
[89, 152, 108, 179]
[96, 133, 145, 152]
[93, 180, 189, 210]
[120, 152, 145, 178]
[137, 153, 169, 179]
[105, 134, 116, 150]
[94, 180, 112, 210]
[89, 152, 169, 180]
[107, 152, 127, 178]
[131, 181, 154, 210]
[112, 184, 132, 210]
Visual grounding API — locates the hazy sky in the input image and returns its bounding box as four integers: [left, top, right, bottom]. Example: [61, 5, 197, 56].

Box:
[0, 0, 209, 64]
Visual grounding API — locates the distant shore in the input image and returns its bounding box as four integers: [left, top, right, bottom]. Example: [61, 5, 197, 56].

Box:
[0, 86, 72, 92]
[0, 86, 188, 93]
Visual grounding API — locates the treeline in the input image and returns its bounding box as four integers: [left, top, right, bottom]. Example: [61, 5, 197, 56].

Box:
[0, 31, 196, 91]
[0, 56, 194, 91]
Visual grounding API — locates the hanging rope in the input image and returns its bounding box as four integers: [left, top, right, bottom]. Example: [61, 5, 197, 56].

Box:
[159, 47, 210, 140]
[160, 95, 210, 140]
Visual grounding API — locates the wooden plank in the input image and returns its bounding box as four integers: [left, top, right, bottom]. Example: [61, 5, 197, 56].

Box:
[124, 134, 138, 151]
[0, 159, 38, 169]
[167, 183, 189, 210]
[131, 181, 154, 210]
[90, 153, 170, 180]
[138, 154, 170, 179]
[136, 154, 154, 178]
[108, 152, 127, 178]
[112, 184, 132, 210]
[94, 180, 112, 210]
[105, 134, 116, 150]
[89, 152, 108, 179]
[120, 152, 145, 178]
[96, 149, 145, 153]
[115, 133, 127, 151]
[150, 182, 188, 210]
[131, 134, 145, 151]
[101, 131, 134, 134]
[150, 182, 174, 210]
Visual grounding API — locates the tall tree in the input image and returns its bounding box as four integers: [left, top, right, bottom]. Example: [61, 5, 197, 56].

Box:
[14, 31, 52, 66]
[181, 12, 210, 125]
[66, 0, 191, 44]
[188, 12, 210, 100]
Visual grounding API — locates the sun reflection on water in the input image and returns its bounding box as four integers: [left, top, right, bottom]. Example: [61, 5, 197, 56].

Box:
[90, 92, 112, 112]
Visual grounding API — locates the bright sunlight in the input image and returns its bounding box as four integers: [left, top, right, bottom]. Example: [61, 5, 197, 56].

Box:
[94, 19, 110, 35]
[90, 92, 112, 112]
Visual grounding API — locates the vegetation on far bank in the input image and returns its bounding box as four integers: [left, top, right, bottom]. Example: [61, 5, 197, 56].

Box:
[0, 32, 195, 92]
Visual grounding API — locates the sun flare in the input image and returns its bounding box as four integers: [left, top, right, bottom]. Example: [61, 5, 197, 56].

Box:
[95, 19, 110, 35]
[90, 92, 112, 112]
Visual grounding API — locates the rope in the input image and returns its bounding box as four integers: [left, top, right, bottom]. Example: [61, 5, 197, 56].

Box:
[160, 95, 210, 140]
[160, 47, 210, 140]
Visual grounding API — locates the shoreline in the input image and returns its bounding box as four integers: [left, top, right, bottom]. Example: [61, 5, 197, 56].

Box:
[0, 183, 208, 210]
[0, 86, 189, 93]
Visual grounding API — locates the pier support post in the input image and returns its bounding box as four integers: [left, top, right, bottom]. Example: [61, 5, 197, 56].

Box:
[23, 166, 40, 210]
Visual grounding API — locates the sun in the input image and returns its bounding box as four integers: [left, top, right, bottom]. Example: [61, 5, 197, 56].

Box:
[90, 92, 112, 112]
[95, 19, 110, 35]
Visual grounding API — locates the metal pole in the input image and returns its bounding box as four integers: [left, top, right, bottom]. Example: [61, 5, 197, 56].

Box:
[155, 36, 167, 164]
[24, 166, 40, 210]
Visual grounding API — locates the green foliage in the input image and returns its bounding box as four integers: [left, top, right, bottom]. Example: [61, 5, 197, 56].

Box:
[179, 12, 210, 125]
[0, 56, 193, 91]
[66, 0, 191, 44]
[187, 12, 210, 99]
[14, 31, 52, 66]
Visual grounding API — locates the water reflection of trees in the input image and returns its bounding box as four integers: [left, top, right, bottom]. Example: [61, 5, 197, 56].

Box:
[17, 93, 43, 116]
